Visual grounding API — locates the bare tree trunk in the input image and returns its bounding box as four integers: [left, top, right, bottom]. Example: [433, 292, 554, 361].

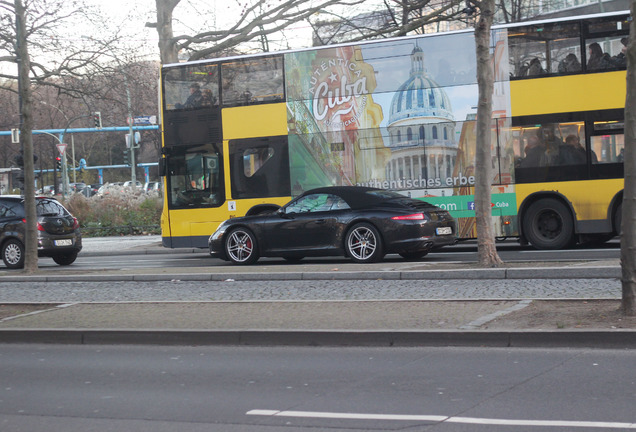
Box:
[621, 0, 636, 316]
[473, 0, 503, 267]
[15, 0, 38, 273]
[154, 0, 180, 64]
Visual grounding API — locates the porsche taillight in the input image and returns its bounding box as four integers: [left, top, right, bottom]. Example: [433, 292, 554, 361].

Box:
[392, 213, 428, 221]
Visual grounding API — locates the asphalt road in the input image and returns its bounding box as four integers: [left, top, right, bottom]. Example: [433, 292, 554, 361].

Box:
[27, 237, 621, 271]
[1, 344, 635, 432]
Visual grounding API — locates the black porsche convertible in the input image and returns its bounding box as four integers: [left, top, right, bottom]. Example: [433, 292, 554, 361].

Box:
[208, 186, 457, 264]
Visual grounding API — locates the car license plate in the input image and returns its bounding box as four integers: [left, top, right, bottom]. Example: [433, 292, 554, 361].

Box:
[436, 227, 452, 235]
[54, 239, 73, 247]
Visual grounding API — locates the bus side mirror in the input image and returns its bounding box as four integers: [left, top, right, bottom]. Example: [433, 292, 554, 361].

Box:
[158, 158, 167, 177]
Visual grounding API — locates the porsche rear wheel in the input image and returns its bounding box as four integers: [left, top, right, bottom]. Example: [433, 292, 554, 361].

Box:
[225, 228, 259, 265]
[345, 223, 384, 263]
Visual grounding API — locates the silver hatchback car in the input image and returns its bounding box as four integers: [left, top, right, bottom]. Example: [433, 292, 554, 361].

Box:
[0, 196, 82, 269]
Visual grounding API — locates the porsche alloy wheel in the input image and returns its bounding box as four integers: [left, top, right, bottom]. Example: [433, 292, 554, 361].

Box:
[225, 228, 259, 264]
[345, 223, 384, 263]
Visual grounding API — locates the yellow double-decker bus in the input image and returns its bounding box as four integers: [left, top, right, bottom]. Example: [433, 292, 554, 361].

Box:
[159, 10, 628, 250]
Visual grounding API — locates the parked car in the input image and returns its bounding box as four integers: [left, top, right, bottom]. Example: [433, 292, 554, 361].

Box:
[39, 185, 55, 195]
[209, 186, 457, 265]
[69, 182, 87, 194]
[123, 180, 143, 190]
[87, 183, 101, 196]
[143, 181, 162, 194]
[97, 182, 123, 196]
[0, 196, 82, 269]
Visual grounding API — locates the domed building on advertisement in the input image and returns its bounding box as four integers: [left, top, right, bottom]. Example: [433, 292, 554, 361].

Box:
[385, 44, 458, 193]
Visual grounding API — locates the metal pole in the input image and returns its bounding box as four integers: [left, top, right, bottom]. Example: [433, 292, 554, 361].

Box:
[59, 132, 68, 196]
[58, 114, 89, 197]
[71, 134, 76, 183]
[124, 74, 137, 189]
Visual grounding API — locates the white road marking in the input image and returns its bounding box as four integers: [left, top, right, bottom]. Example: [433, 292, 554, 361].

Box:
[0, 303, 75, 322]
[460, 299, 533, 329]
[246, 409, 636, 429]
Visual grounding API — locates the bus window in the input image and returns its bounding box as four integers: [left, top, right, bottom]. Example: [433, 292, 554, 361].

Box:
[229, 136, 291, 199]
[163, 64, 219, 111]
[591, 120, 625, 163]
[584, 16, 629, 71]
[584, 36, 628, 71]
[508, 22, 581, 78]
[244, 147, 275, 178]
[167, 150, 224, 209]
[221, 56, 284, 107]
[513, 121, 588, 182]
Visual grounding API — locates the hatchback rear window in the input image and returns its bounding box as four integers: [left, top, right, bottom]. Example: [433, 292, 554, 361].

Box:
[35, 199, 69, 217]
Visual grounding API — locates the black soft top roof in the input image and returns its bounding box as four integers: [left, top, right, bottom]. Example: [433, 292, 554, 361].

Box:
[300, 186, 409, 210]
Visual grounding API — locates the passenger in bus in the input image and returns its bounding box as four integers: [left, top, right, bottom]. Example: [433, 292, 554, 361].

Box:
[617, 148, 625, 162]
[526, 58, 545, 76]
[518, 135, 546, 168]
[175, 83, 204, 109]
[587, 42, 612, 70]
[558, 135, 587, 165]
[558, 53, 581, 73]
[540, 125, 562, 165]
[610, 38, 628, 68]
[201, 89, 217, 106]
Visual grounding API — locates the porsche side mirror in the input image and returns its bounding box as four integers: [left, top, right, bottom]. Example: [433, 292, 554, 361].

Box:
[277, 208, 292, 219]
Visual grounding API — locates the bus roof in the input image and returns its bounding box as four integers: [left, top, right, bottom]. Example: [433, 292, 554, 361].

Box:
[162, 9, 630, 70]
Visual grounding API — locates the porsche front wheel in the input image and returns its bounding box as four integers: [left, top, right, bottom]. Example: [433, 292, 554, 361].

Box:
[225, 228, 259, 264]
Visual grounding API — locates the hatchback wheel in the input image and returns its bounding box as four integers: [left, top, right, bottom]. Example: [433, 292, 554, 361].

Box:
[345, 223, 384, 263]
[52, 252, 78, 266]
[225, 228, 259, 264]
[2, 239, 25, 269]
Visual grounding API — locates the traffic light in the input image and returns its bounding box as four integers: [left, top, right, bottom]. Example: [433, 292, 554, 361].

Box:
[13, 151, 24, 168]
[92, 111, 102, 129]
[55, 156, 62, 170]
[123, 149, 130, 166]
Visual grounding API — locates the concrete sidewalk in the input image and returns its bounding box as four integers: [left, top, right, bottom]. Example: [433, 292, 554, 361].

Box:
[0, 236, 633, 348]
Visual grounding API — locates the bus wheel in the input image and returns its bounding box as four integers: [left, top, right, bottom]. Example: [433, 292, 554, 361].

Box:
[523, 198, 574, 250]
[225, 228, 259, 264]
